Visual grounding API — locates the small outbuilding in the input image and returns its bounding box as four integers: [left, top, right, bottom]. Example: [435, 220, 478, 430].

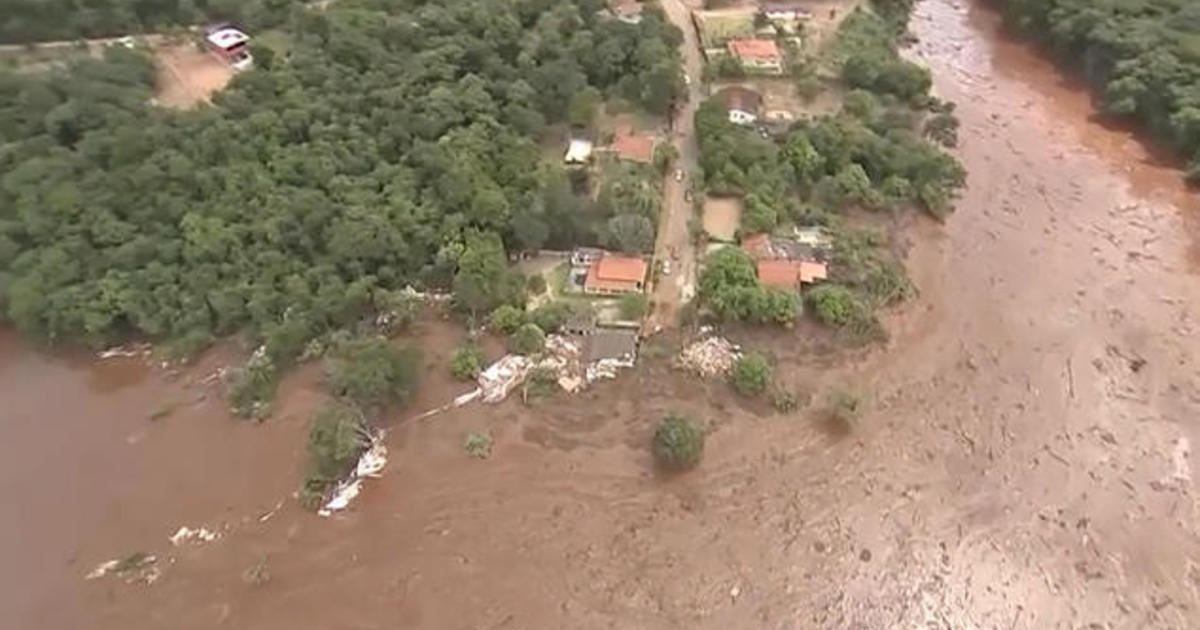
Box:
[716, 86, 764, 125]
[565, 139, 594, 165]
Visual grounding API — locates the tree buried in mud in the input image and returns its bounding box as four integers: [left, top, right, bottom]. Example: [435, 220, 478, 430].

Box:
[300, 402, 368, 509]
[652, 415, 704, 470]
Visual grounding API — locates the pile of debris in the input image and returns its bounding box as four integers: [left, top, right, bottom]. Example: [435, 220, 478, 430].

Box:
[539, 335, 585, 393]
[675, 332, 740, 378]
[319, 428, 388, 517]
[478, 354, 533, 403]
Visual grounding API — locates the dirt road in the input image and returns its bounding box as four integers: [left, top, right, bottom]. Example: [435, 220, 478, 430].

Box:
[3, 0, 1199, 628]
[647, 0, 706, 331]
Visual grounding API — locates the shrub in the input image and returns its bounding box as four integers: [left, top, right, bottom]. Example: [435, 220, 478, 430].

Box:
[306, 402, 366, 483]
[828, 387, 864, 429]
[508, 323, 546, 355]
[652, 415, 704, 470]
[770, 387, 799, 412]
[530, 300, 571, 333]
[526, 275, 547, 295]
[228, 348, 278, 421]
[490, 304, 525, 334]
[619, 292, 650, 320]
[730, 352, 772, 396]
[463, 431, 493, 459]
[449, 345, 485, 381]
[325, 336, 420, 409]
[805, 284, 861, 327]
[523, 365, 559, 401]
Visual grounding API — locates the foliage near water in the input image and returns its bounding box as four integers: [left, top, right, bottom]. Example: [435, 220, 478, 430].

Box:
[991, 0, 1200, 181]
[0, 0, 683, 353]
[324, 336, 420, 410]
[449, 345, 486, 381]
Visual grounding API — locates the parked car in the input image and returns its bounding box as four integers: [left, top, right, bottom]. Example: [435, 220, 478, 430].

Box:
[661, 260, 672, 275]
[674, 168, 684, 182]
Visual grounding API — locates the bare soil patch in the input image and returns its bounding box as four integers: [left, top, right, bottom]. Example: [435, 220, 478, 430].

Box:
[702, 195, 743, 241]
[154, 44, 234, 108]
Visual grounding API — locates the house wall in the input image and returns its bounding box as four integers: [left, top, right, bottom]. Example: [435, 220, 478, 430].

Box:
[728, 109, 757, 125]
[742, 57, 783, 74]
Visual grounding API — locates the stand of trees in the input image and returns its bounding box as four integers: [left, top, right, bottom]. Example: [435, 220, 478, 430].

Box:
[0, 0, 306, 45]
[990, 0, 1200, 180]
[0, 0, 683, 356]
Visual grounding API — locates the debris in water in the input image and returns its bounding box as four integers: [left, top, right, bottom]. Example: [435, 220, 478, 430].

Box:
[86, 552, 160, 584]
[169, 525, 220, 546]
[97, 344, 150, 359]
[319, 429, 387, 517]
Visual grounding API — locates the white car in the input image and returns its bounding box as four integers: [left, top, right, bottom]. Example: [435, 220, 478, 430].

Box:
[683, 74, 691, 86]
[661, 260, 672, 275]
[674, 168, 684, 182]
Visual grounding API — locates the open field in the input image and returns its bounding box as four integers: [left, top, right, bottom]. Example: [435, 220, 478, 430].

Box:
[154, 44, 235, 108]
[702, 195, 743, 242]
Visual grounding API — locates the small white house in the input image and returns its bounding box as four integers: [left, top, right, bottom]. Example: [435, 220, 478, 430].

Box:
[564, 139, 594, 165]
[205, 26, 253, 70]
[716, 86, 764, 126]
[761, 2, 812, 22]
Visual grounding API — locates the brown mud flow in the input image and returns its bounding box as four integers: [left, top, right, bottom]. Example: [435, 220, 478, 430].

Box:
[3, 0, 1200, 627]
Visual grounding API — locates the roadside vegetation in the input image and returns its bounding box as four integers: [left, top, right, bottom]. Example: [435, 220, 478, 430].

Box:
[694, 1, 961, 341]
[990, 0, 1200, 181]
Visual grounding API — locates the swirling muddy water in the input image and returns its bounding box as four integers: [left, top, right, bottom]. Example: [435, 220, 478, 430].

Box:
[3, 0, 1199, 627]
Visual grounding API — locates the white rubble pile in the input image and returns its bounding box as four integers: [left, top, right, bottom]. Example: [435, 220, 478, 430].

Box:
[168, 526, 220, 546]
[478, 354, 533, 403]
[676, 333, 741, 378]
[319, 429, 388, 517]
[86, 553, 160, 584]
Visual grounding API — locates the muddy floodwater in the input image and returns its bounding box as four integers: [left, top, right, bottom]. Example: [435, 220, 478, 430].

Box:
[4, 0, 1200, 627]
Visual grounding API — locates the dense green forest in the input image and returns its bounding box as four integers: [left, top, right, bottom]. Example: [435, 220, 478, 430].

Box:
[0, 0, 306, 44]
[0, 0, 683, 357]
[990, 0, 1200, 180]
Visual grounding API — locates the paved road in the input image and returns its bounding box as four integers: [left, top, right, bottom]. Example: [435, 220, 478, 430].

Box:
[646, 0, 706, 332]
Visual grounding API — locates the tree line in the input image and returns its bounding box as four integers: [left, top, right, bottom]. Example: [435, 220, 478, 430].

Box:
[991, 0, 1200, 181]
[0, 0, 683, 359]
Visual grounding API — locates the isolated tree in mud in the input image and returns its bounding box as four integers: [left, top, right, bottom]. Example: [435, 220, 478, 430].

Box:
[652, 415, 705, 470]
[730, 352, 772, 397]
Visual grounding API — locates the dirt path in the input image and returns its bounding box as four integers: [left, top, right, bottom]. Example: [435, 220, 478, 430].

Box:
[646, 0, 706, 332]
[3, 0, 1200, 628]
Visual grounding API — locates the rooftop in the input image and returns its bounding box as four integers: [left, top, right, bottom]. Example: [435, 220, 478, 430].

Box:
[584, 328, 638, 363]
[565, 139, 594, 164]
[716, 86, 764, 113]
[610, 127, 655, 163]
[611, 0, 644, 17]
[727, 38, 781, 60]
[756, 259, 827, 288]
[206, 27, 249, 49]
[593, 255, 647, 283]
[741, 231, 823, 262]
[762, 2, 813, 14]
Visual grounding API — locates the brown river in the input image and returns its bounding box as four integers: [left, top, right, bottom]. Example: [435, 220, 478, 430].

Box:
[4, 0, 1200, 627]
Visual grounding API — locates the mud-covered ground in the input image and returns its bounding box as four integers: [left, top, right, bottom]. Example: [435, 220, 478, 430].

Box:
[3, 0, 1199, 628]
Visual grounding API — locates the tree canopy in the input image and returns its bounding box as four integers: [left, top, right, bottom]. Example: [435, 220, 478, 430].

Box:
[0, 0, 684, 353]
[992, 0, 1200, 180]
